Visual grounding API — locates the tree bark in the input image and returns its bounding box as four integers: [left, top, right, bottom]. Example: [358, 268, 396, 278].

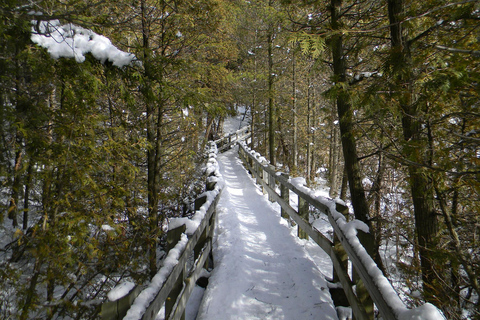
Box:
[23, 158, 34, 230]
[142, 0, 161, 278]
[292, 51, 298, 170]
[387, 0, 440, 302]
[330, 0, 373, 232]
[267, 1, 275, 166]
[306, 77, 311, 181]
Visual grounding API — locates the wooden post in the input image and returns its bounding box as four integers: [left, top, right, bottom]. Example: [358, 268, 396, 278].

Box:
[101, 285, 142, 320]
[165, 225, 187, 320]
[261, 164, 268, 195]
[206, 210, 216, 270]
[297, 196, 309, 239]
[267, 165, 275, 202]
[280, 173, 289, 220]
[167, 225, 186, 252]
[353, 232, 375, 320]
[333, 202, 374, 320]
[165, 269, 185, 320]
[332, 202, 349, 284]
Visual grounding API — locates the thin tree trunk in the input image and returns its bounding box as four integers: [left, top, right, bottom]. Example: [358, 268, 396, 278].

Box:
[142, 0, 160, 278]
[306, 77, 311, 181]
[310, 87, 316, 181]
[329, 104, 339, 198]
[23, 158, 34, 230]
[21, 258, 42, 320]
[330, 0, 372, 226]
[339, 166, 348, 201]
[330, 2, 383, 314]
[251, 30, 259, 149]
[387, 0, 440, 302]
[292, 51, 298, 170]
[8, 146, 22, 227]
[267, 2, 275, 166]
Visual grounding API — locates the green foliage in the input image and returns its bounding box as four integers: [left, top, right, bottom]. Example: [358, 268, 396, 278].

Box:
[290, 32, 326, 58]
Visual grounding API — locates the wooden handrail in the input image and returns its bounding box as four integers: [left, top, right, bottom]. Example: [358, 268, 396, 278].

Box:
[214, 125, 251, 152]
[237, 142, 445, 320]
[101, 143, 222, 320]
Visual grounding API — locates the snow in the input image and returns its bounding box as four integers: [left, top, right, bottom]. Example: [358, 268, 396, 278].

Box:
[336, 306, 352, 320]
[31, 20, 139, 67]
[399, 303, 446, 320]
[101, 224, 114, 232]
[107, 281, 135, 302]
[222, 106, 249, 134]
[196, 147, 338, 320]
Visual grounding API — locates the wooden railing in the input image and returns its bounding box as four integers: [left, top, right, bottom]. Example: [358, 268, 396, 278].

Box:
[214, 125, 251, 152]
[237, 142, 445, 320]
[101, 142, 222, 320]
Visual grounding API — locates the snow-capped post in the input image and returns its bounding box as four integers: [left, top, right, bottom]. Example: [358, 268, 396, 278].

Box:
[298, 197, 309, 239]
[166, 225, 187, 252]
[101, 284, 142, 320]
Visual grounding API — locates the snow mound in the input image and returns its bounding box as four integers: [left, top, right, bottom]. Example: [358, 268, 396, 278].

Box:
[107, 281, 135, 302]
[31, 20, 139, 67]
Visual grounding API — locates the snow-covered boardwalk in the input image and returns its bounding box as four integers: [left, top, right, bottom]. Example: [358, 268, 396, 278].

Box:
[196, 148, 338, 320]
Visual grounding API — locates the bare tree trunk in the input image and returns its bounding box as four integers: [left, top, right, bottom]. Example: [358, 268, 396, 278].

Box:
[306, 77, 311, 181]
[142, 0, 161, 278]
[330, 1, 383, 315]
[292, 51, 298, 170]
[21, 258, 42, 320]
[310, 86, 317, 181]
[23, 158, 34, 230]
[8, 145, 22, 227]
[329, 104, 339, 198]
[387, 0, 440, 302]
[267, 0, 275, 166]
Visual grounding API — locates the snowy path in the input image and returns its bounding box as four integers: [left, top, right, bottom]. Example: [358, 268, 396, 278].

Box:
[196, 147, 338, 320]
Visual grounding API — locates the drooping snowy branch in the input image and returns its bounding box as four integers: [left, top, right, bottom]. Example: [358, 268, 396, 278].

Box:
[31, 20, 140, 68]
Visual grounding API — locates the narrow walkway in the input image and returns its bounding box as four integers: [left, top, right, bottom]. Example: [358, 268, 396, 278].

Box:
[196, 147, 338, 320]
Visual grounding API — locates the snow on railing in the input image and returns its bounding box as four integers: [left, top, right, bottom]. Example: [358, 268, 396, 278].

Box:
[102, 142, 223, 320]
[214, 125, 251, 152]
[237, 141, 445, 320]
